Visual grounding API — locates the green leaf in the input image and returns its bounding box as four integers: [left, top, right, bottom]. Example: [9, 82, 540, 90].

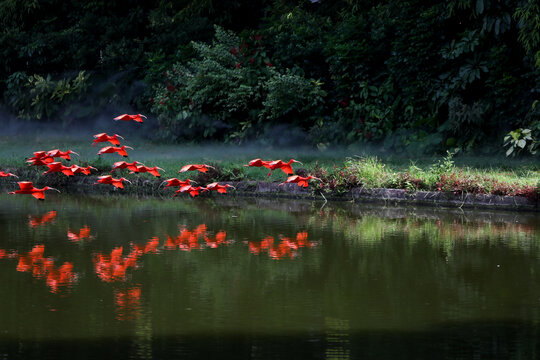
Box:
[506, 147, 514, 156]
[476, 0, 484, 14]
[517, 139, 526, 148]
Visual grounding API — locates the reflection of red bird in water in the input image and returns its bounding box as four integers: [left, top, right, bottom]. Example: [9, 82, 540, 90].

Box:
[16, 244, 76, 293]
[70, 165, 97, 175]
[178, 164, 215, 173]
[9, 181, 60, 200]
[42, 162, 75, 176]
[130, 165, 164, 177]
[163, 225, 230, 251]
[205, 182, 235, 194]
[279, 175, 322, 188]
[160, 178, 195, 189]
[97, 145, 134, 157]
[94, 175, 131, 189]
[67, 226, 92, 242]
[114, 286, 142, 321]
[0, 171, 18, 178]
[113, 114, 146, 123]
[248, 231, 315, 259]
[92, 133, 124, 147]
[28, 210, 57, 228]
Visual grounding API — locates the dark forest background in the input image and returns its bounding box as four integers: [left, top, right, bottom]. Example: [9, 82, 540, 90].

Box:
[0, 0, 538, 154]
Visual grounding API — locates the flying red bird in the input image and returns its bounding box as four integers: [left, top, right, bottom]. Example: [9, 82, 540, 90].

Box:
[244, 158, 271, 168]
[113, 114, 147, 123]
[8, 182, 60, 200]
[161, 178, 195, 189]
[205, 182, 236, 194]
[266, 159, 303, 176]
[46, 149, 79, 161]
[27, 151, 54, 166]
[178, 164, 215, 173]
[94, 175, 132, 189]
[42, 162, 75, 176]
[279, 175, 322, 188]
[97, 145, 134, 157]
[173, 185, 207, 197]
[130, 165, 164, 178]
[0, 171, 18, 178]
[92, 133, 124, 147]
[70, 165, 97, 175]
[111, 161, 145, 172]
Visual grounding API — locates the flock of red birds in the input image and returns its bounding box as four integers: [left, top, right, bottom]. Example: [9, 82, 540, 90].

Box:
[1, 113, 323, 200]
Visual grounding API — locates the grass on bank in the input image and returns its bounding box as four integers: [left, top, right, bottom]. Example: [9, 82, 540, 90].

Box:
[0, 135, 538, 199]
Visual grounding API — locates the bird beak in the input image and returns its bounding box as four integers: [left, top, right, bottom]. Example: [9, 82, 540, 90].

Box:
[294, 160, 303, 165]
[124, 179, 132, 184]
[189, 180, 198, 184]
[117, 135, 124, 139]
[50, 187, 61, 193]
[126, 146, 134, 150]
[157, 167, 165, 171]
[228, 185, 236, 189]
[140, 114, 148, 118]
[72, 151, 80, 156]
[207, 165, 216, 169]
[313, 177, 322, 181]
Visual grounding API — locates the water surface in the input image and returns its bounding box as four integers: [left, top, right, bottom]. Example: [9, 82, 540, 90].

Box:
[0, 195, 538, 359]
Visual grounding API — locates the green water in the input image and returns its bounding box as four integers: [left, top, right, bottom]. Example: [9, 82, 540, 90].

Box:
[0, 194, 538, 359]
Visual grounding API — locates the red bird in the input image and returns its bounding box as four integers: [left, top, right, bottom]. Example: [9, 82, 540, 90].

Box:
[160, 178, 195, 189]
[130, 165, 164, 178]
[94, 175, 132, 189]
[46, 149, 79, 161]
[92, 133, 124, 147]
[173, 185, 207, 197]
[42, 162, 75, 176]
[205, 182, 236, 194]
[113, 114, 146, 123]
[0, 171, 18, 178]
[244, 158, 271, 168]
[70, 165, 97, 175]
[97, 145, 134, 157]
[266, 159, 303, 176]
[9, 182, 60, 200]
[178, 164, 215, 173]
[111, 161, 145, 172]
[27, 151, 54, 166]
[279, 175, 322, 188]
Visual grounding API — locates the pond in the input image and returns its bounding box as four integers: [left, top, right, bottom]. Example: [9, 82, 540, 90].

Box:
[0, 195, 538, 359]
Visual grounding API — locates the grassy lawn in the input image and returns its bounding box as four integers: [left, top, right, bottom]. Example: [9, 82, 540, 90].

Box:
[0, 134, 538, 198]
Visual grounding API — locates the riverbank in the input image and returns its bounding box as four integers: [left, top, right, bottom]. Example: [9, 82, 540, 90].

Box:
[0, 137, 538, 211]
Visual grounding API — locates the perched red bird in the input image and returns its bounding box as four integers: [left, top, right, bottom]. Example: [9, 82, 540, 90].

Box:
[92, 133, 124, 147]
[160, 178, 195, 189]
[244, 158, 271, 168]
[70, 165, 97, 175]
[97, 145, 133, 157]
[46, 149, 79, 161]
[0, 171, 18, 178]
[173, 185, 207, 197]
[266, 159, 303, 176]
[130, 165, 164, 178]
[113, 114, 146, 123]
[205, 182, 236, 194]
[178, 164, 215, 173]
[279, 175, 322, 188]
[94, 175, 131, 189]
[111, 161, 145, 172]
[42, 162, 75, 176]
[9, 182, 60, 200]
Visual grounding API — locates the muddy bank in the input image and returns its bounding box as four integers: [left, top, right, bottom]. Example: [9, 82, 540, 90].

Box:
[1, 174, 537, 212]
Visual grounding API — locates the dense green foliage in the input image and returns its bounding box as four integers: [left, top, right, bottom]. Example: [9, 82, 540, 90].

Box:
[0, 0, 538, 154]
